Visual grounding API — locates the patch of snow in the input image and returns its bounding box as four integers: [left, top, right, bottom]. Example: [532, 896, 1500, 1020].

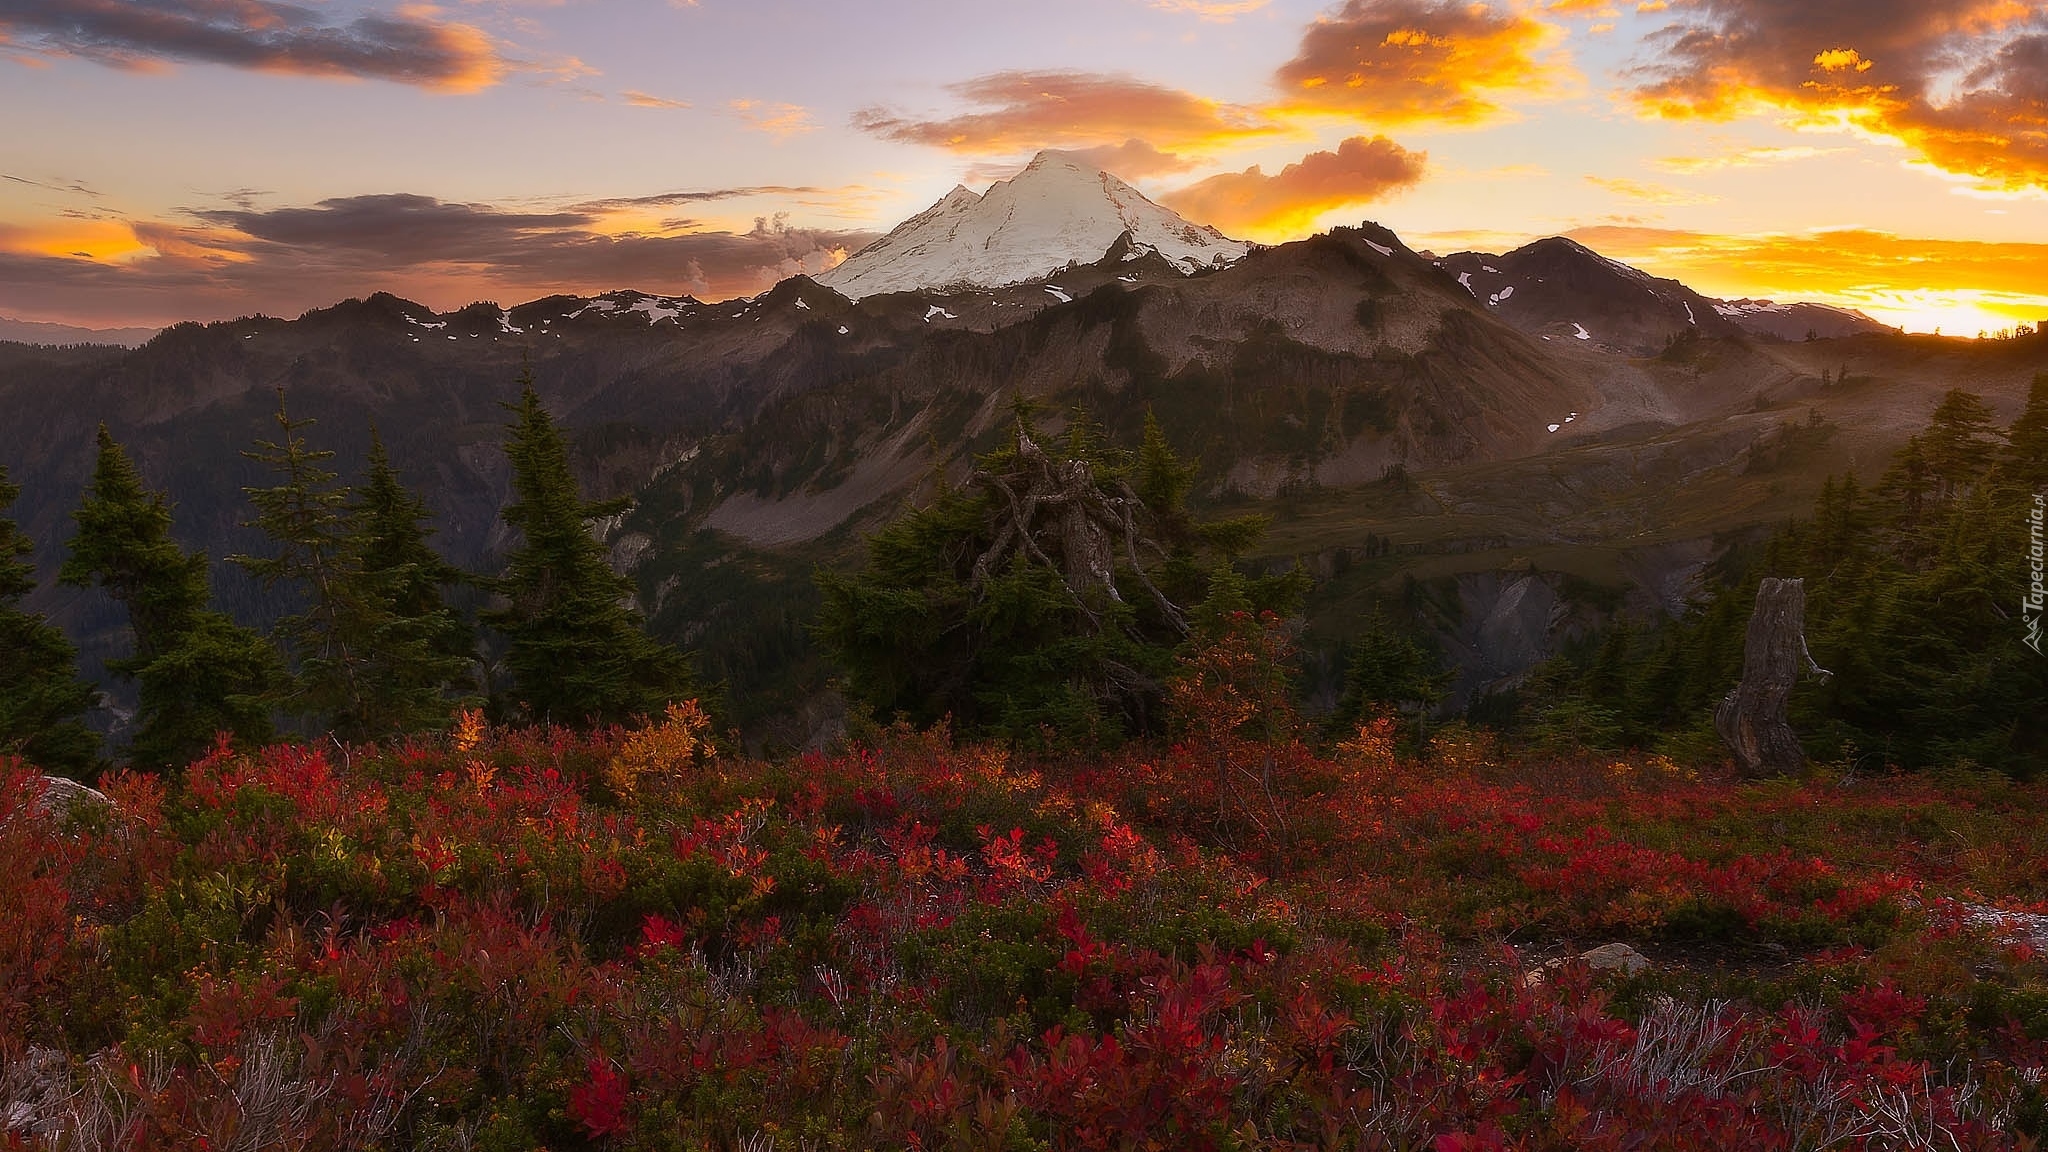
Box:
[924, 305, 957, 322]
[1457, 271, 1476, 297]
[1044, 285, 1072, 303]
[1117, 275, 1138, 283]
[1684, 301, 1696, 325]
[499, 310, 524, 334]
[815, 151, 1250, 299]
[1572, 323, 1591, 341]
[837, 325, 849, 335]
[1548, 424, 1561, 433]
[1482, 265, 1500, 274]
[630, 298, 687, 324]
[795, 298, 810, 310]
[1489, 285, 1515, 306]
[1364, 238, 1394, 257]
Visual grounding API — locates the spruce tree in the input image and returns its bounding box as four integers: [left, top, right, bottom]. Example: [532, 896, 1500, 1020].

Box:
[0, 463, 99, 777]
[60, 427, 276, 767]
[234, 393, 375, 732]
[347, 428, 473, 732]
[486, 379, 692, 725]
[1920, 389, 2003, 500]
[2000, 374, 2048, 495]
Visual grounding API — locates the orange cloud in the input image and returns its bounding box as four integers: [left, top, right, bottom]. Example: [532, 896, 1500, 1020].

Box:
[731, 100, 816, 140]
[0, 218, 148, 262]
[1162, 135, 1426, 239]
[0, 0, 507, 90]
[1652, 144, 1845, 173]
[852, 70, 1281, 159]
[1565, 224, 2048, 334]
[1582, 175, 1718, 205]
[1273, 0, 1575, 126]
[1629, 0, 2048, 193]
[623, 90, 691, 110]
[1149, 0, 1271, 18]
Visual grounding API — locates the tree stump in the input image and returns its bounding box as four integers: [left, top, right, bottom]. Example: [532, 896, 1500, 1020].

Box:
[1715, 578, 1830, 776]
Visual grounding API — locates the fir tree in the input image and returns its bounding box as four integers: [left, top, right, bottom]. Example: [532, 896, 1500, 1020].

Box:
[347, 427, 473, 731]
[2000, 374, 2048, 495]
[1332, 607, 1449, 739]
[60, 427, 276, 767]
[234, 398, 471, 739]
[486, 379, 692, 725]
[1920, 389, 2003, 498]
[0, 463, 99, 777]
[234, 392, 375, 732]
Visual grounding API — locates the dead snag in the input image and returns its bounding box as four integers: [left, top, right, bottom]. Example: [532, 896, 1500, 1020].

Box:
[1715, 577, 1831, 776]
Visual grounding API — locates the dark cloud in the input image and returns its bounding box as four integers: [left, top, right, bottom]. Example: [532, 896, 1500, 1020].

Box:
[1162, 135, 1426, 237]
[852, 70, 1278, 157]
[1274, 0, 1572, 125]
[1629, 0, 2048, 192]
[0, 0, 506, 89]
[0, 193, 879, 325]
[2, 172, 102, 197]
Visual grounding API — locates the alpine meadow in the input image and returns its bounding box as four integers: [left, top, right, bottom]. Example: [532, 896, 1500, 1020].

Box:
[2, 1, 2047, 1147]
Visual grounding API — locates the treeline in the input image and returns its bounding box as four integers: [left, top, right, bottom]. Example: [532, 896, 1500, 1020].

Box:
[0, 374, 693, 777]
[3, 373, 2043, 779]
[1519, 380, 2048, 773]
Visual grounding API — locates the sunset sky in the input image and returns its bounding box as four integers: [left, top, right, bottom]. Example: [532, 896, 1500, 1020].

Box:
[4, 0, 2048, 334]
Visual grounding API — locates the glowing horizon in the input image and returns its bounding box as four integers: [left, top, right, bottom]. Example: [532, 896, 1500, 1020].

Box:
[5, 0, 2047, 337]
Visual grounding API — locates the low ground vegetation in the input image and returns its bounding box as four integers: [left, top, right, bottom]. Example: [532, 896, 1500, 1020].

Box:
[5, 699, 2047, 1149]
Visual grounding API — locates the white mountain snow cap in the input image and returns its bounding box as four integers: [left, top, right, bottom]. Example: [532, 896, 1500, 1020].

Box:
[816, 150, 1250, 300]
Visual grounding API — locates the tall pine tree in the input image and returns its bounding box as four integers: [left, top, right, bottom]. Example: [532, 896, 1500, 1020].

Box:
[0, 462, 99, 777]
[486, 378, 692, 725]
[61, 427, 276, 767]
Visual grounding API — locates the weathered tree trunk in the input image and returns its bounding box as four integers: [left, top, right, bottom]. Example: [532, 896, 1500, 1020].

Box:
[1715, 578, 1830, 777]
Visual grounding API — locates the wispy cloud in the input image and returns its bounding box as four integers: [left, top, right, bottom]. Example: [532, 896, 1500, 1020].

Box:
[0, 0, 511, 90]
[730, 99, 816, 139]
[1583, 175, 1718, 205]
[1148, 0, 1270, 20]
[1652, 145, 1848, 174]
[622, 89, 690, 110]
[852, 70, 1281, 160]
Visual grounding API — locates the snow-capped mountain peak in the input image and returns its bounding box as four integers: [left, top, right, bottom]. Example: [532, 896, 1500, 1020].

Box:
[816, 150, 1249, 300]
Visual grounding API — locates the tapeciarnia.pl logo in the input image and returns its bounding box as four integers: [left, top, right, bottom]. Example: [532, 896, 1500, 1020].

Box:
[2027, 492, 2045, 656]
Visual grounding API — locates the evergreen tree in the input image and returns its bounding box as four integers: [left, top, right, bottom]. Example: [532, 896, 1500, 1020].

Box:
[234, 393, 374, 731]
[234, 398, 471, 739]
[486, 379, 692, 725]
[1999, 374, 2048, 495]
[60, 427, 276, 767]
[817, 410, 1304, 746]
[1331, 607, 1449, 739]
[0, 463, 99, 777]
[1920, 388, 2003, 498]
[347, 428, 474, 730]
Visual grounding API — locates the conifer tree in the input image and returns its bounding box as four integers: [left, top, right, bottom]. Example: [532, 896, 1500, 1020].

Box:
[1332, 607, 1450, 738]
[0, 463, 99, 777]
[486, 378, 692, 725]
[347, 428, 473, 731]
[1920, 388, 2003, 498]
[234, 393, 374, 731]
[234, 398, 470, 738]
[818, 409, 1303, 746]
[2000, 374, 2048, 495]
[61, 426, 276, 767]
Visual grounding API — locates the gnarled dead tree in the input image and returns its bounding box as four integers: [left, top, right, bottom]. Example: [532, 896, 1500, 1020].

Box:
[1715, 577, 1831, 777]
[968, 427, 1187, 635]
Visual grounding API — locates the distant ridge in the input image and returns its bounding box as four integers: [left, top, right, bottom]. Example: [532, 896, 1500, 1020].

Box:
[817, 150, 1249, 300]
[0, 315, 160, 347]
